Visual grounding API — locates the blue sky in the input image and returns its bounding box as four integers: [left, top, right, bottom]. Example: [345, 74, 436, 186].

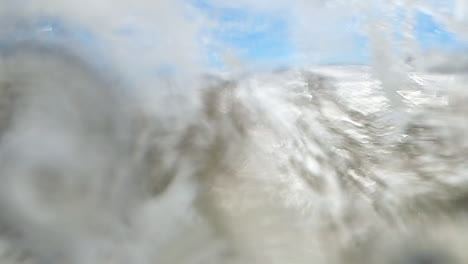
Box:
[414, 11, 467, 51]
[6, 2, 467, 69]
[193, 1, 468, 67]
[195, 3, 295, 68]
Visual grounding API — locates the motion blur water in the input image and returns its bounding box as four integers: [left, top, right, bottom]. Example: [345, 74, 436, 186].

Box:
[1, 1, 468, 264]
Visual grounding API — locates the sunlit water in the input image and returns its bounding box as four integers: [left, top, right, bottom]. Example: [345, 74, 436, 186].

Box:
[1, 1, 468, 264]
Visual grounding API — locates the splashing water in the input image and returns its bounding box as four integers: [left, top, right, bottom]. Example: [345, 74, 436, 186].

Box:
[1, 1, 468, 264]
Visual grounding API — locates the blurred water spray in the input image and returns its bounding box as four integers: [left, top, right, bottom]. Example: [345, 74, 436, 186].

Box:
[1, 1, 468, 264]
